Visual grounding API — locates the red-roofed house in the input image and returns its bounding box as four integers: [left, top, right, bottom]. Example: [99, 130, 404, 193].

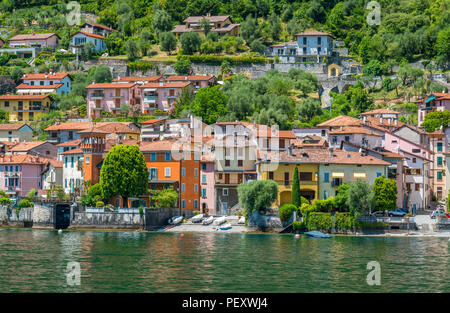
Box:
[8, 33, 60, 49]
[8, 141, 58, 159]
[0, 123, 33, 142]
[172, 14, 240, 38]
[417, 93, 450, 127]
[21, 72, 71, 95]
[0, 94, 52, 121]
[138, 81, 193, 113]
[164, 75, 217, 89]
[70, 31, 106, 53]
[80, 21, 116, 37]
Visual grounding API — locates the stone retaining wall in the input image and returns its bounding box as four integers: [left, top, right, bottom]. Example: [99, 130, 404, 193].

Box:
[144, 207, 179, 230]
[70, 212, 143, 229]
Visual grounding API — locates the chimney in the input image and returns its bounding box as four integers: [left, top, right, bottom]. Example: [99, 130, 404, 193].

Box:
[288, 145, 293, 156]
[395, 120, 398, 126]
[340, 126, 343, 131]
[363, 116, 366, 123]
[55, 120, 61, 125]
[329, 147, 334, 157]
[206, 12, 211, 17]
[185, 76, 188, 80]
[45, 73, 48, 79]
[379, 117, 383, 124]
[388, 118, 391, 125]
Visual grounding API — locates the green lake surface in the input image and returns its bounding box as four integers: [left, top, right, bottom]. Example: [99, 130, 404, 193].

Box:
[0, 228, 449, 292]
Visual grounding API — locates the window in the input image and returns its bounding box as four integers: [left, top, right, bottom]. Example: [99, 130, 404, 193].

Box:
[344, 136, 350, 142]
[302, 37, 306, 45]
[324, 190, 329, 200]
[165, 152, 171, 161]
[317, 37, 321, 45]
[181, 183, 185, 192]
[412, 149, 421, 153]
[406, 183, 411, 191]
[181, 200, 186, 209]
[300, 172, 312, 181]
[182, 168, 186, 177]
[149, 168, 158, 180]
[164, 167, 171, 177]
[202, 174, 207, 183]
[151, 153, 156, 161]
[321, 130, 326, 137]
[377, 173, 382, 177]
[284, 172, 289, 186]
[194, 200, 198, 209]
[437, 142, 443, 152]
[415, 184, 420, 191]
[238, 160, 243, 167]
[437, 157, 443, 166]
[85, 156, 90, 164]
[194, 184, 198, 193]
[202, 188, 206, 198]
[225, 160, 230, 166]
[324, 172, 329, 183]
[15, 166, 19, 172]
[194, 168, 198, 177]
[71, 157, 74, 168]
[223, 188, 229, 196]
[268, 171, 274, 180]
[202, 163, 207, 170]
[437, 171, 443, 180]
[412, 158, 416, 163]
[4, 101, 8, 107]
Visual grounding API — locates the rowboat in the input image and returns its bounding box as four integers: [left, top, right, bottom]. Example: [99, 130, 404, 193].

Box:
[238, 216, 245, 224]
[305, 231, 331, 238]
[202, 216, 214, 225]
[191, 214, 204, 223]
[168, 216, 183, 225]
[213, 216, 227, 226]
[219, 223, 232, 230]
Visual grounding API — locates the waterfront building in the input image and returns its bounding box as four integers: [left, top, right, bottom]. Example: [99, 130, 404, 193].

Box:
[8, 33, 60, 49]
[86, 82, 139, 118]
[200, 152, 215, 215]
[429, 130, 446, 201]
[171, 14, 240, 38]
[60, 147, 84, 194]
[41, 159, 63, 191]
[0, 123, 33, 142]
[0, 94, 51, 121]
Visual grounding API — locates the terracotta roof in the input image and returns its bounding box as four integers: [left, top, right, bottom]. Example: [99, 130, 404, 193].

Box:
[329, 126, 382, 136]
[9, 33, 60, 41]
[164, 75, 215, 81]
[316, 115, 361, 128]
[16, 83, 63, 89]
[184, 15, 231, 23]
[56, 139, 81, 147]
[360, 109, 400, 115]
[201, 153, 215, 162]
[96, 123, 140, 134]
[0, 154, 50, 165]
[83, 22, 115, 31]
[292, 135, 328, 148]
[86, 82, 135, 89]
[364, 116, 404, 129]
[428, 129, 445, 138]
[9, 141, 47, 151]
[140, 82, 191, 88]
[113, 75, 162, 82]
[48, 159, 63, 167]
[0, 94, 49, 100]
[380, 151, 405, 159]
[45, 122, 94, 131]
[0, 123, 28, 130]
[59, 147, 83, 155]
[139, 140, 176, 152]
[141, 118, 166, 125]
[70, 31, 105, 40]
[0, 141, 16, 147]
[295, 30, 331, 37]
[22, 72, 69, 80]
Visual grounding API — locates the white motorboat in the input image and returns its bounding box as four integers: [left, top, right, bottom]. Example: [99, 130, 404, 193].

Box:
[238, 216, 245, 224]
[169, 216, 183, 225]
[213, 216, 227, 226]
[202, 216, 214, 225]
[219, 223, 232, 230]
[191, 214, 204, 223]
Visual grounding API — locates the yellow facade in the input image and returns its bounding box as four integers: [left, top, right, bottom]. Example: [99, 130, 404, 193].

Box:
[0, 96, 51, 122]
[260, 162, 320, 206]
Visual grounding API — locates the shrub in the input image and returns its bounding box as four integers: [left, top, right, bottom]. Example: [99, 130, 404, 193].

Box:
[307, 212, 332, 231]
[278, 204, 297, 222]
[193, 210, 200, 215]
[293, 221, 306, 231]
[178, 54, 273, 66]
[313, 198, 336, 212]
[335, 213, 355, 231]
[95, 201, 105, 208]
[299, 203, 317, 217]
[128, 61, 155, 74]
[0, 197, 11, 205]
[18, 199, 34, 208]
[138, 206, 145, 216]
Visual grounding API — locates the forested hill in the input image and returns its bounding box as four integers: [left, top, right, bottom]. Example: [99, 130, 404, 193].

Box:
[0, 0, 448, 65]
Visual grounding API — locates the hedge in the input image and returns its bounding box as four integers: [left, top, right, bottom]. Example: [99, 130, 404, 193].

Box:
[278, 204, 297, 222]
[55, 53, 76, 60]
[293, 221, 306, 231]
[305, 212, 355, 232]
[178, 54, 274, 65]
[128, 61, 155, 74]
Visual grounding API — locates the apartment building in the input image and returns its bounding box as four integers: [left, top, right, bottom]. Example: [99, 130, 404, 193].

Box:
[0, 123, 33, 142]
[0, 94, 51, 122]
[86, 83, 139, 118]
[172, 14, 240, 37]
[20, 72, 71, 95]
[138, 81, 193, 113]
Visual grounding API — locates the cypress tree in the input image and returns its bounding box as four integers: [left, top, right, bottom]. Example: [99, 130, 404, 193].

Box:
[291, 165, 301, 207]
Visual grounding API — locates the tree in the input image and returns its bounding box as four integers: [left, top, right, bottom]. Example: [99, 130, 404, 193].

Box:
[291, 165, 301, 207]
[422, 110, 450, 132]
[240, 15, 260, 44]
[334, 183, 349, 211]
[172, 87, 195, 117]
[151, 187, 178, 208]
[199, 17, 211, 36]
[0, 76, 15, 94]
[173, 56, 192, 75]
[268, 13, 282, 41]
[160, 32, 177, 55]
[180, 31, 202, 55]
[190, 86, 228, 124]
[25, 188, 36, 201]
[347, 180, 374, 217]
[125, 39, 139, 61]
[152, 9, 172, 34]
[297, 99, 322, 123]
[250, 39, 265, 54]
[237, 180, 278, 219]
[93, 65, 112, 83]
[372, 175, 397, 212]
[435, 28, 450, 64]
[81, 183, 103, 207]
[100, 145, 149, 208]
[10, 67, 23, 84]
[363, 60, 382, 77]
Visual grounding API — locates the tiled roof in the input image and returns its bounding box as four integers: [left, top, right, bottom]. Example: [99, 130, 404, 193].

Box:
[59, 147, 83, 155]
[0, 123, 28, 130]
[139, 140, 177, 152]
[141, 118, 166, 125]
[16, 83, 63, 89]
[271, 41, 297, 48]
[329, 126, 382, 136]
[86, 82, 135, 89]
[71, 31, 105, 40]
[164, 75, 215, 81]
[292, 135, 328, 148]
[316, 115, 361, 127]
[0, 154, 49, 165]
[83, 22, 115, 31]
[96, 123, 140, 134]
[9, 141, 47, 151]
[56, 139, 81, 147]
[360, 109, 400, 115]
[10, 33, 59, 41]
[113, 75, 162, 82]
[184, 15, 231, 23]
[140, 82, 191, 88]
[47, 159, 63, 167]
[0, 94, 49, 100]
[45, 122, 94, 131]
[364, 116, 404, 129]
[22, 72, 69, 80]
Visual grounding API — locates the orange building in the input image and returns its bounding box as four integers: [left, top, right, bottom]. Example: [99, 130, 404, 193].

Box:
[79, 127, 107, 185]
[140, 139, 200, 215]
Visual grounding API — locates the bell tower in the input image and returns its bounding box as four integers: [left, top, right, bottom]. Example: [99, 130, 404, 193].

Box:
[80, 127, 107, 185]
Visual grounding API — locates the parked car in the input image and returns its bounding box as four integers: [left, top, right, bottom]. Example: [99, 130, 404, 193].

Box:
[371, 211, 386, 217]
[430, 209, 446, 219]
[388, 208, 408, 217]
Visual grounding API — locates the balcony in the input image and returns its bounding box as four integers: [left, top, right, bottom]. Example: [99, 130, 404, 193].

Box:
[143, 96, 157, 103]
[91, 106, 103, 111]
[90, 93, 104, 100]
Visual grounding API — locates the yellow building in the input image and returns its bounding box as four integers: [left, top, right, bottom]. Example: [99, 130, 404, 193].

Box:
[0, 94, 51, 121]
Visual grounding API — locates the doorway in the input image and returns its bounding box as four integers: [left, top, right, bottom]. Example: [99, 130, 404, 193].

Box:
[54, 203, 71, 229]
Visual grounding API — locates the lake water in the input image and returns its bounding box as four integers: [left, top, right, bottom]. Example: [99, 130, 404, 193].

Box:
[0, 228, 449, 292]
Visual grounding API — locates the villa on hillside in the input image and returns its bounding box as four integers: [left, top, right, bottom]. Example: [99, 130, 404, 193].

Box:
[8, 33, 60, 49]
[0, 94, 52, 121]
[80, 21, 116, 37]
[171, 14, 240, 37]
[19, 72, 71, 96]
[70, 31, 106, 53]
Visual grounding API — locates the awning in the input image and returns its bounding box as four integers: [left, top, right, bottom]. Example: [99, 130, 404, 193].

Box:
[424, 95, 435, 103]
[144, 88, 157, 91]
[332, 172, 344, 178]
[353, 172, 367, 179]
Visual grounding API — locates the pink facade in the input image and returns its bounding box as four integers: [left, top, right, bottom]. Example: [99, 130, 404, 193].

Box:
[200, 159, 215, 214]
[86, 83, 138, 118]
[139, 82, 192, 113]
[9, 34, 60, 49]
[417, 93, 450, 127]
[164, 76, 216, 90]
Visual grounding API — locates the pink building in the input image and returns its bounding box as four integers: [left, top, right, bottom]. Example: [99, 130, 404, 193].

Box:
[86, 82, 139, 118]
[138, 81, 193, 114]
[200, 153, 215, 214]
[0, 154, 53, 198]
[8, 33, 60, 49]
[417, 93, 450, 127]
[164, 75, 216, 90]
[113, 75, 163, 85]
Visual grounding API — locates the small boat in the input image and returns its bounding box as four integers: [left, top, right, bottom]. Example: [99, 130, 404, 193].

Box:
[169, 216, 183, 225]
[238, 216, 245, 224]
[203, 216, 214, 225]
[219, 223, 232, 230]
[305, 231, 331, 238]
[213, 216, 227, 226]
[191, 214, 204, 223]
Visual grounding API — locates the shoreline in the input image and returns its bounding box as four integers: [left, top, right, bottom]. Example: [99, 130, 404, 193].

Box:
[2, 224, 450, 238]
